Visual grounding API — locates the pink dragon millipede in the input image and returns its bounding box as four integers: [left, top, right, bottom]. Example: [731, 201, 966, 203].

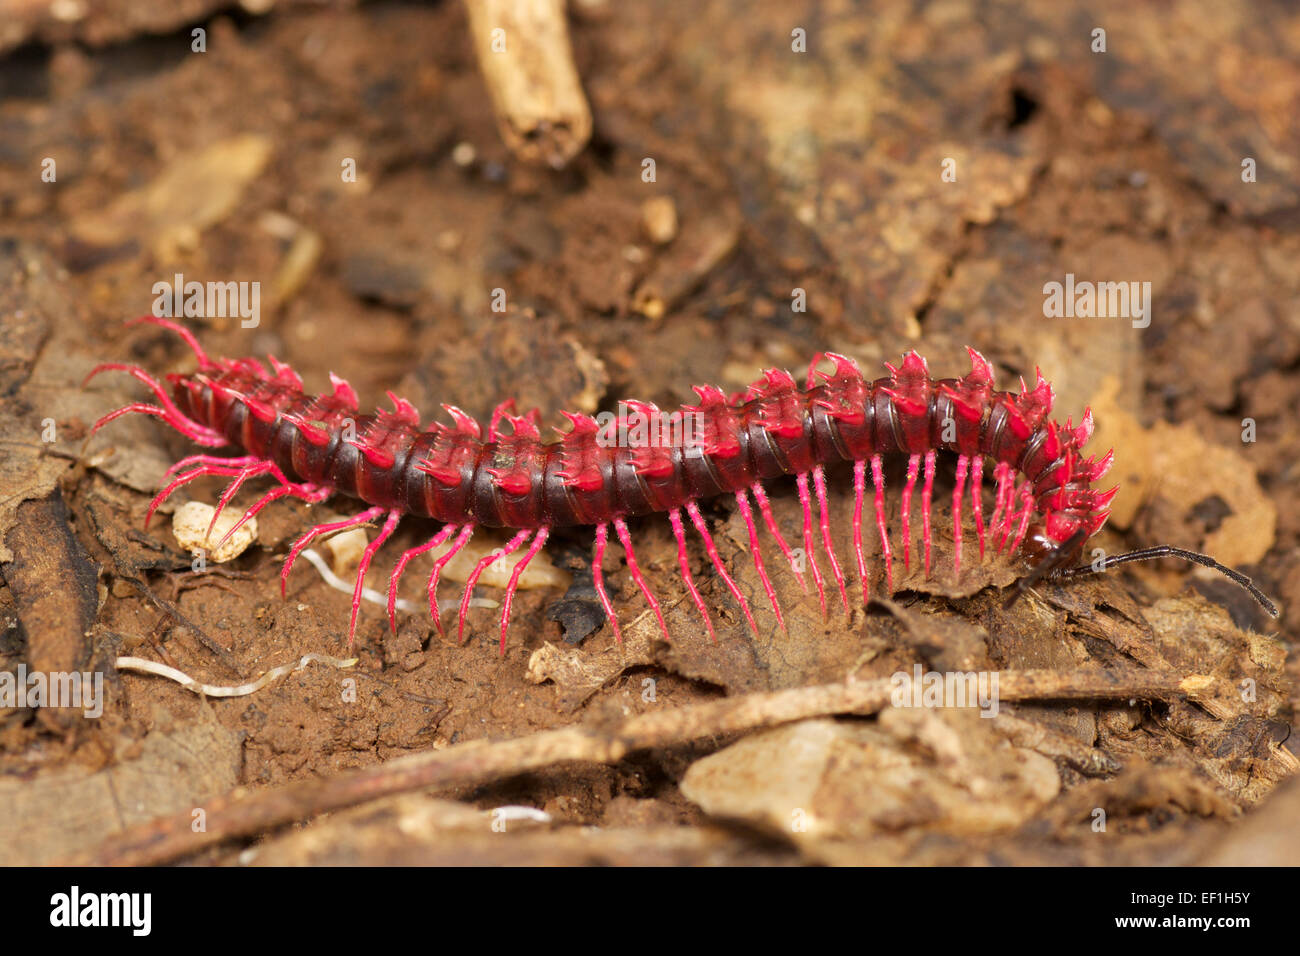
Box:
[86, 317, 1278, 654]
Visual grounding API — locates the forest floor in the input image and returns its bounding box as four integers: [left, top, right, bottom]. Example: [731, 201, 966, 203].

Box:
[0, 0, 1296, 865]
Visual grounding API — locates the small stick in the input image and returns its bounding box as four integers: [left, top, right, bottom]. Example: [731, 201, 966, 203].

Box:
[65, 667, 1203, 866]
[464, 0, 593, 168]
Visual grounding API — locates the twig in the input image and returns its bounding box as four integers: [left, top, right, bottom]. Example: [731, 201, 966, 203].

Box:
[64, 666, 1205, 866]
[464, 0, 592, 168]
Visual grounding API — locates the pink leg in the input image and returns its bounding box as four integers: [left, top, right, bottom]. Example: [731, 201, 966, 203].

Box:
[952, 455, 968, 577]
[166, 454, 258, 478]
[995, 475, 1015, 553]
[613, 517, 670, 643]
[852, 459, 869, 606]
[209, 465, 267, 535]
[971, 456, 986, 560]
[86, 363, 192, 424]
[146, 461, 311, 531]
[900, 453, 920, 572]
[125, 315, 216, 369]
[85, 364, 226, 446]
[282, 506, 385, 597]
[685, 501, 759, 637]
[997, 465, 1018, 553]
[145, 464, 231, 527]
[1005, 477, 1024, 551]
[348, 510, 401, 648]
[215, 481, 330, 548]
[209, 460, 322, 536]
[388, 523, 458, 633]
[751, 483, 807, 593]
[921, 450, 936, 578]
[591, 523, 622, 643]
[499, 528, 550, 655]
[429, 524, 475, 637]
[989, 463, 1012, 554]
[734, 491, 785, 632]
[871, 455, 894, 594]
[812, 465, 849, 614]
[458, 529, 530, 644]
[668, 509, 717, 642]
[794, 473, 827, 617]
[90, 402, 227, 448]
[1009, 485, 1035, 556]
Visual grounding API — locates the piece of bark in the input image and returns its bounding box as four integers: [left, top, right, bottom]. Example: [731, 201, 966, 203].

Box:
[1, 489, 101, 731]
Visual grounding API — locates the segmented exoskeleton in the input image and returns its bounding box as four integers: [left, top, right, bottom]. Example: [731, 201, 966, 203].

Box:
[86, 317, 1278, 653]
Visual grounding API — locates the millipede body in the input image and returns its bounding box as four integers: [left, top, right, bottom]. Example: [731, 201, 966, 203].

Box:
[87, 317, 1275, 654]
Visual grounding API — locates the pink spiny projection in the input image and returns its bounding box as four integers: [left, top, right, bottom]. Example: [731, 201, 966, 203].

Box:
[85, 318, 1278, 655]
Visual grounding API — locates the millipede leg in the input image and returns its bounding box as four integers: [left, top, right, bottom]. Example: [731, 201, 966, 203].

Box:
[165, 453, 258, 478]
[795, 472, 827, 617]
[685, 501, 760, 637]
[971, 456, 986, 560]
[216, 481, 330, 548]
[125, 314, 216, 368]
[388, 523, 458, 633]
[458, 529, 530, 644]
[751, 482, 807, 593]
[613, 517, 670, 643]
[86, 363, 189, 422]
[145, 464, 229, 527]
[990, 463, 1013, 554]
[591, 523, 622, 643]
[1009, 484, 1035, 555]
[870, 455, 894, 594]
[734, 491, 785, 632]
[90, 402, 227, 448]
[349, 509, 401, 647]
[952, 454, 968, 577]
[85, 364, 226, 446]
[429, 524, 475, 638]
[900, 453, 920, 573]
[997, 468, 1019, 553]
[921, 450, 936, 578]
[499, 527, 549, 655]
[669, 508, 717, 642]
[812, 465, 849, 614]
[209, 460, 322, 537]
[282, 505, 386, 597]
[852, 459, 869, 606]
[209, 465, 267, 535]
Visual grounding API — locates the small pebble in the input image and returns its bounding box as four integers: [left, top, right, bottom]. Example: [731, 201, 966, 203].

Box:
[325, 526, 369, 575]
[172, 501, 257, 563]
[641, 196, 678, 244]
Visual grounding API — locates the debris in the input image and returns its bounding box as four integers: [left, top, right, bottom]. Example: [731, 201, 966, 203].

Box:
[172, 500, 258, 563]
[115, 652, 358, 698]
[465, 0, 593, 167]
